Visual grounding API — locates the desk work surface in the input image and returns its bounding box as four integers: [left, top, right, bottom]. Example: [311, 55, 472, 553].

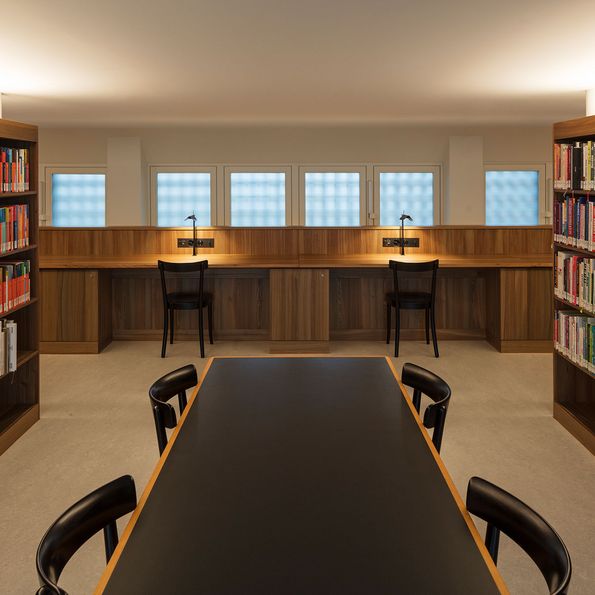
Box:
[40, 253, 552, 269]
[98, 357, 504, 595]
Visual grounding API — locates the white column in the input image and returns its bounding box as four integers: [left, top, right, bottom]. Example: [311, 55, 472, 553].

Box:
[587, 89, 595, 117]
[106, 137, 147, 225]
[445, 136, 485, 224]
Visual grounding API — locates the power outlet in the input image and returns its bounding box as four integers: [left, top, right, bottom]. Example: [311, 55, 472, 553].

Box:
[177, 238, 215, 248]
[382, 238, 420, 248]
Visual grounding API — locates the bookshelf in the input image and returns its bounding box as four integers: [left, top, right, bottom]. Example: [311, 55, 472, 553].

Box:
[553, 115, 595, 455]
[0, 118, 39, 455]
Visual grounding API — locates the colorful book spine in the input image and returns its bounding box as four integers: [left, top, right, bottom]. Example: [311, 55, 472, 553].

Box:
[554, 310, 595, 374]
[553, 194, 595, 250]
[555, 252, 595, 312]
[0, 147, 30, 193]
[0, 204, 29, 254]
[0, 260, 31, 314]
[554, 142, 595, 191]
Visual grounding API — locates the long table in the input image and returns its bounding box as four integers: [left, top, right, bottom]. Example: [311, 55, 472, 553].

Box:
[96, 356, 506, 594]
[39, 253, 552, 354]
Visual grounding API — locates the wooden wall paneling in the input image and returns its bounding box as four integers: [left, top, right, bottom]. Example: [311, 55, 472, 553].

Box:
[111, 269, 270, 341]
[270, 269, 329, 341]
[40, 270, 101, 353]
[484, 269, 501, 350]
[527, 268, 553, 341]
[498, 269, 552, 353]
[329, 268, 486, 340]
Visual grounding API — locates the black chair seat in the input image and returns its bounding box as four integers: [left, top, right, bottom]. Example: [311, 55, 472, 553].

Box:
[166, 291, 213, 309]
[386, 291, 432, 308]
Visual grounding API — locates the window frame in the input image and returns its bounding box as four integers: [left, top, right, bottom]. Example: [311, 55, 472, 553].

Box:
[372, 164, 441, 227]
[299, 165, 367, 227]
[483, 163, 546, 226]
[150, 165, 217, 227]
[43, 166, 107, 227]
[223, 166, 292, 227]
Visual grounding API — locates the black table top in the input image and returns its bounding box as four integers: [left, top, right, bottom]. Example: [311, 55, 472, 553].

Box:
[99, 356, 504, 595]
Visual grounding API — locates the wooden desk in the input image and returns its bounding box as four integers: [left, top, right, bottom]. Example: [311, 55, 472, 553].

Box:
[39, 253, 552, 354]
[96, 356, 507, 595]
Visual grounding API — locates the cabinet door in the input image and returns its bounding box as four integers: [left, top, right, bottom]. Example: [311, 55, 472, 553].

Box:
[270, 269, 329, 341]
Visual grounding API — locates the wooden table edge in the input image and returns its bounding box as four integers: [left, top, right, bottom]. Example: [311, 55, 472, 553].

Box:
[94, 357, 215, 594]
[94, 354, 509, 595]
[384, 356, 509, 594]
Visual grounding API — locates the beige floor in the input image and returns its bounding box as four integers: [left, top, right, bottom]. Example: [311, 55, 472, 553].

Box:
[1, 340, 594, 594]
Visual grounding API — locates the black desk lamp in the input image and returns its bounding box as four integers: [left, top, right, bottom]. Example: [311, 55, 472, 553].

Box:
[185, 213, 197, 256]
[399, 213, 413, 256]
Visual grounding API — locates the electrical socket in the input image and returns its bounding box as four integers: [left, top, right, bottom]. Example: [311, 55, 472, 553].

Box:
[382, 238, 420, 248]
[177, 238, 214, 248]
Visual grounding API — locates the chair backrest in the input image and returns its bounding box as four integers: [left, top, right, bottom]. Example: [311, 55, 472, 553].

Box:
[158, 259, 208, 307]
[466, 477, 571, 595]
[389, 259, 438, 301]
[149, 364, 198, 455]
[401, 362, 451, 452]
[36, 475, 137, 594]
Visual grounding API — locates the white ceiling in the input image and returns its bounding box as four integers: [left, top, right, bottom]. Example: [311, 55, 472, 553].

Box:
[1, 0, 591, 126]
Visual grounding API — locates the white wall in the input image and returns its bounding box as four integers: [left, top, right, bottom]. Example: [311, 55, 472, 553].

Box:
[38, 124, 552, 225]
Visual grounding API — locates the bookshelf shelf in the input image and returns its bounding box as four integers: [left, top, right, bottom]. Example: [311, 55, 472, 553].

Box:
[0, 244, 37, 259]
[553, 115, 595, 455]
[0, 118, 39, 456]
[554, 295, 595, 317]
[0, 350, 39, 382]
[553, 242, 594, 257]
[0, 297, 38, 320]
[0, 191, 36, 199]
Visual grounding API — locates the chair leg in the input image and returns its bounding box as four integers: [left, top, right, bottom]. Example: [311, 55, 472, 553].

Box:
[425, 308, 430, 344]
[161, 307, 168, 358]
[169, 308, 175, 344]
[198, 307, 205, 358]
[386, 303, 391, 344]
[430, 306, 439, 358]
[207, 302, 214, 345]
[394, 307, 400, 357]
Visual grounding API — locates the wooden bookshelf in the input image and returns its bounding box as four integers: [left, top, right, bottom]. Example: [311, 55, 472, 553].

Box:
[553, 116, 595, 455]
[0, 118, 39, 456]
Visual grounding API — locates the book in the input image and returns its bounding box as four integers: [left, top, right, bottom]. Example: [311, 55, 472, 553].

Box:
[0, 147, 30, 193]
[553, 194, 595, 250]
[554, 142, 595, 191]
[6, 320, 16, 372]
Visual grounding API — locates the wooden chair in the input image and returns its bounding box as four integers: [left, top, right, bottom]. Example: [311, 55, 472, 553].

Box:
[401, 362, 451, 452]
[158, 260, 213, 358]
[149, 364, 198, 455]
[36, 475, 137, 595]
[386, 259, 439, 358]
[466, 476, 571, 595]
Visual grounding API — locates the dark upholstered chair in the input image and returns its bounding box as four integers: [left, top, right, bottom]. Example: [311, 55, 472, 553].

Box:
[466, 476, 571, 595]
[401, 362, 451, 452]
[386, 259, 439, 357]
[149, 364, 198, 455]
[158, 259, 213, 358]
[36, 475, 137, 595]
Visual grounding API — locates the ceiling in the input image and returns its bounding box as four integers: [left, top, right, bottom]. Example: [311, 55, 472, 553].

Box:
[1, 0, 591, 126]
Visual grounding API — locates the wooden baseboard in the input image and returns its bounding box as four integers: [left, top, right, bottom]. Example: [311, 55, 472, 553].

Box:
[499, 340, 552, 353]
[331, 328, 485, 341]
[553, 403, 595, 455]
[112, 329, 269, 341]
[0, 404, 39, 456]
[269, 341, 330, 354]
[40, 341, 101, 354]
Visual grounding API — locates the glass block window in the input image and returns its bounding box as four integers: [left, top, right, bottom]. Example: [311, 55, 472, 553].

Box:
[157, 172, 212, 226]
[305, 172, 361, 226]
[52, 173, 105, 227]
[379, 172, 434, 226]
[485, 170, 539, 225]
[230, 172, 286, 226]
